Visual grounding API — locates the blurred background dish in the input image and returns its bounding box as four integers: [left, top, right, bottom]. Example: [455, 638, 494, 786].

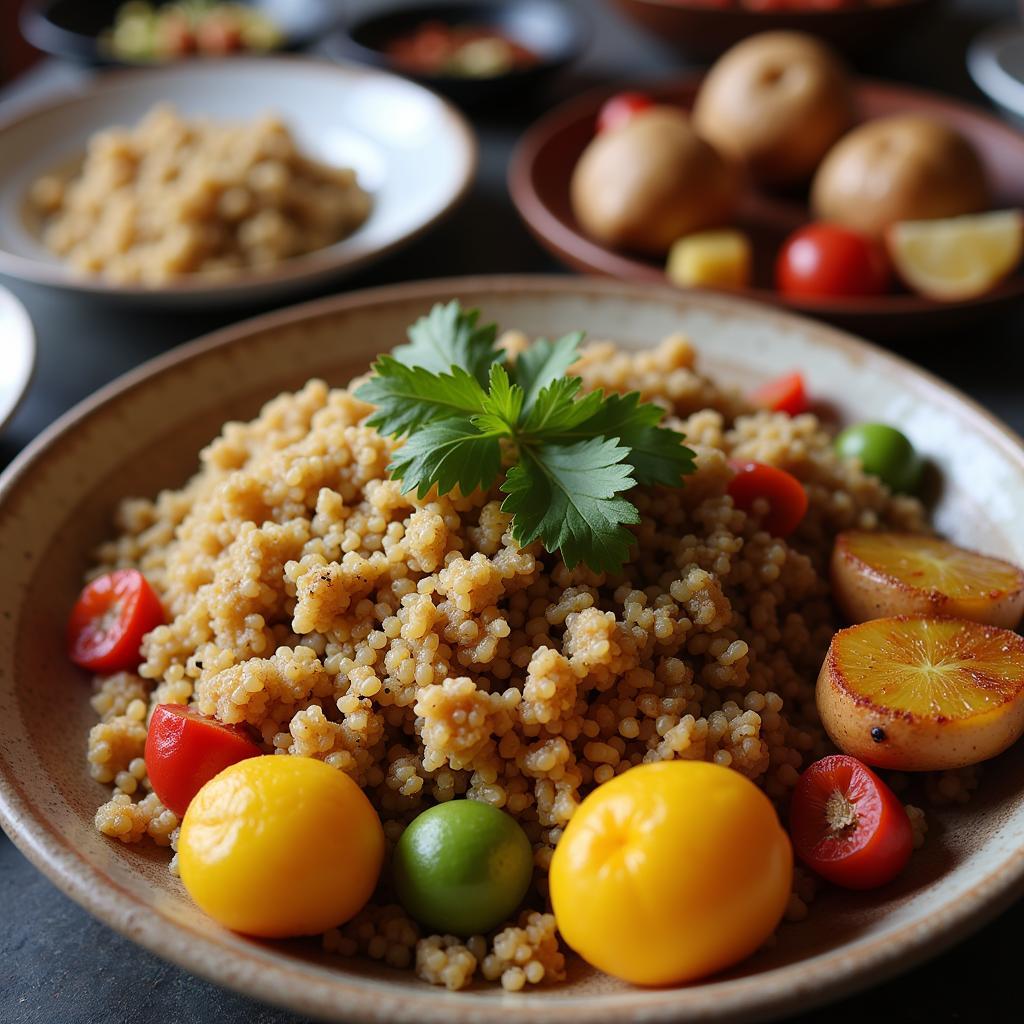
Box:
[20, 0, 342, 65]
[612, 0, 937, 62]
[509, 76, 1024, 339]
[0, 283, 35, 434]
[326, 0, 589, 108]
[0, 57, 475, 307]
[968, 22, 1024, 128]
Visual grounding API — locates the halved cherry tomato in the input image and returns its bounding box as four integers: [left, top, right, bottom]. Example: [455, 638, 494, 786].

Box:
[145, 704, 263, 817]
[597, 91, 654, 134]
[750, 371, 809, 416]
[727, 461, 808, 537]
[196, 17, 244, 55]
[776, 224, 890, 299]
[67, 569, 165, 673]
[789, 755, 913, 890]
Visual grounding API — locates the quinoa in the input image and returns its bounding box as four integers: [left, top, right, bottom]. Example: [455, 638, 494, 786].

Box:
[85, 331, 929, 989]
[30, 105, 371, 284]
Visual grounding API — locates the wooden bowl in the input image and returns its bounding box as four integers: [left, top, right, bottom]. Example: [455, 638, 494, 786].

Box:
[2, 276, 1024, 1022]
[612, 0, 936, 63]
[508, 78, 1024, 342]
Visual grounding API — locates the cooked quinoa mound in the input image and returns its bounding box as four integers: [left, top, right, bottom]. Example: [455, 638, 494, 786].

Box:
[88, 331, 930, 990]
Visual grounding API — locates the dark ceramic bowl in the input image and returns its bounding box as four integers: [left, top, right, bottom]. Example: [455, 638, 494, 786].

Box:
[326, 0, 589, 109]
[612, 0, 937, 63]
[20, 0, 342, 65]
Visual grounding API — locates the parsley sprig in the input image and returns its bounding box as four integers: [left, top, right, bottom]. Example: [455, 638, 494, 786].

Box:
[355, 302, 696, 573]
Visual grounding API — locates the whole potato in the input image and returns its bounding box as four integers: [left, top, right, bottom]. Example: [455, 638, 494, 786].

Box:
[811, 115, 990, 238]
[692, 32, 854, 186]
[570, 106, 739, 256]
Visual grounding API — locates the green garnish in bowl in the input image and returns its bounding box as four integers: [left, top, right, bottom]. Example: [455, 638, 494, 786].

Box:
[356, 302, 696, 573]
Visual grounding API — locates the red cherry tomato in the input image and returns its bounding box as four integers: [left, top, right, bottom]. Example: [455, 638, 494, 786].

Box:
[67, 569, 165, 673]
[776, 224, 890, 299]
[145, 704, 263, 817]
[789, 755, 913, 890]
[597, 92, 655, 134]
[197, 17, 244, 55]
[750, 371, 809, 416]
[155, 16, 197, 58]
[727, 461, 808, 537]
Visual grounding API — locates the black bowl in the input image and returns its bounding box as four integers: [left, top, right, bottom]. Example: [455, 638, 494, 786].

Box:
[327, 0, 589, 109]
[20, 0, 344, 65]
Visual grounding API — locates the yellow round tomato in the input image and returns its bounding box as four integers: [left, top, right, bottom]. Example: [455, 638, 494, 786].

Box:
[178, 755, 384, 938]
[549, 760, 792, 985]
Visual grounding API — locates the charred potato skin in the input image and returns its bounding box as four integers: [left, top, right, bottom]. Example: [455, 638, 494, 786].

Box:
[830, 532, 1024, 629]
[816, 619, 1024, 772]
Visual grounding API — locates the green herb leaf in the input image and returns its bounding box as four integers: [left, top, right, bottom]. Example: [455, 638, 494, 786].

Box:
[500, 439, 640, 572]
[392, 301, 501, 385]
[355, 357, 486, 438]
[512, 333, 584, 413]
[552, 391, 697, 487]
[477, 363, 524, 430]
[520, 376, 605, 436]
[389, 419, 504, 499]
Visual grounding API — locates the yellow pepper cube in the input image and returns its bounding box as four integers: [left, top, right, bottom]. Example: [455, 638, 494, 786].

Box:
[666, 229, 753, 289]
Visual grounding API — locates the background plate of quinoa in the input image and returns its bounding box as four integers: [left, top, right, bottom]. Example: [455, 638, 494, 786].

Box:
[1, 275, 1024, 1024]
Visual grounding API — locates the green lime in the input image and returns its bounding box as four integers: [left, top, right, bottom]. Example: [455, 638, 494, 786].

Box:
[835, 423, 924, 494]
[392, 800, 533, 937]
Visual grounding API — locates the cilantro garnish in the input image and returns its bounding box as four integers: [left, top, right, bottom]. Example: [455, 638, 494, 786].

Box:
[355, 301, 696, 573]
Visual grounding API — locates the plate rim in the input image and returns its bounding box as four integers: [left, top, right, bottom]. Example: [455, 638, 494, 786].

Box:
[968, 22, 1024, 123]
[507, 74, 1024, 320]
[0, 283, 37, 434]
[2, 274, 1024, 1023]
[0, 54, 478, 300]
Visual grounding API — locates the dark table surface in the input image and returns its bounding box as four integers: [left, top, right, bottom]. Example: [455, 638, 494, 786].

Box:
[2, 1, 1023, 1021]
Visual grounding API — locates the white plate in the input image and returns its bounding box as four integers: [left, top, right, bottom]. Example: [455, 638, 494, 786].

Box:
[0, 58, 476, 308]
[968, 23, 1024, 128]
[0, 284, 36, 433]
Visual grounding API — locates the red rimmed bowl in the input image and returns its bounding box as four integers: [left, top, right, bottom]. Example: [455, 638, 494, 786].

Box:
[612, 0, 936, 62]
[508, 78, 1024, 340]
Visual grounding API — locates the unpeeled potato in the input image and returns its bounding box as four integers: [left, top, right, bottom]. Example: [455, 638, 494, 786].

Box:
[570, 106, 740, 256]
[811, 115, 990, 238]
[692, 31, 855, 186]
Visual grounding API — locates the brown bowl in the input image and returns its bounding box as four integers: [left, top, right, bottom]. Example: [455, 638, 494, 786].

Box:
[508, 77, 1024, 341]
[2, 276, 1024, 1022]
[612, 0, 937, 63]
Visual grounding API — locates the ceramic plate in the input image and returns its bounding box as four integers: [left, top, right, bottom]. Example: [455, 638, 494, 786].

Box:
[0, 58, 475, 308]
[968, 22, 1024, 128]
[0, 284, 36, 433]
[508, 79, 1024, 339]
[1, 276, 1023, 1023]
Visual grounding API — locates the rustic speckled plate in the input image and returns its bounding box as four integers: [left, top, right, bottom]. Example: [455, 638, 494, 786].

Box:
[1, 276, 1023, 1024]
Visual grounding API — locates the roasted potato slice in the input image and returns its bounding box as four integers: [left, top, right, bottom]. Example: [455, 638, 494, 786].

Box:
[831, 531, 1024, 629]
[817, 616, 1024, 771]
